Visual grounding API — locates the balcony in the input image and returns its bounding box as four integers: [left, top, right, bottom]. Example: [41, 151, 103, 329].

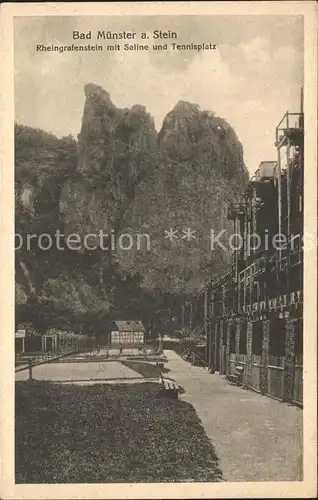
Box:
[239, 257, 266, 283]
[227, 202, 246, 220]
[275, 112, 304, 149]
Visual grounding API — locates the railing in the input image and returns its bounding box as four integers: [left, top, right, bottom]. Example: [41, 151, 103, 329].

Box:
[239, 257, 266, 284]
[237, 353, 246, 363]
[293, 356, 303, 404]
[268, 355, 285, 367]
[240, 291, 303, 316]
[237, 353, 248, 384]
[268, 356, 285, 399]
[15, 349, 79, 378]
[229, 353, 236, 375]
[275, 112, 304, 146]
[251, 354, 262, 392]
[15, 349, 70, 367]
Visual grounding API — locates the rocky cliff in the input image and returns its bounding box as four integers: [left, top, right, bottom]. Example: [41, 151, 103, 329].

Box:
[60, 84, 158, 241]
[15, 125, 77, 307]
[118, 99, 248, 294]
[15, 125, 110, 332]
[15, 84, 248, 331]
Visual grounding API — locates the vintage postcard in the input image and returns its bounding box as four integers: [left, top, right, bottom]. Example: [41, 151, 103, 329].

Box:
[1, 1, 317, 499]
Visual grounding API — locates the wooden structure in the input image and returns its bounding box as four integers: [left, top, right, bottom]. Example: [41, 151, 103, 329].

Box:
[41, 330, 94, 353]
[111, 320, 145, 346]
[15, 328, 95, 357]
[180, 98, 304, 406]
[15, 329, 26, 354]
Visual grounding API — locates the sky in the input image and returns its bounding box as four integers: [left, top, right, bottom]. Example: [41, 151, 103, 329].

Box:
[14, 15, 304, 175]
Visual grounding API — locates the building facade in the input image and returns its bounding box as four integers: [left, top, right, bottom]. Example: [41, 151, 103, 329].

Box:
[181, 103, 304, 406]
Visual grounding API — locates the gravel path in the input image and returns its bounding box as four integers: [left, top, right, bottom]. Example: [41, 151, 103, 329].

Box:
[164, 350, 303, 482]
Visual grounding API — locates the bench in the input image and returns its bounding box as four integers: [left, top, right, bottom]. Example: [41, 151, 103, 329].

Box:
[162, 379, 179, 391]
[159, 375, 180, 399]
[227, 365, 244, 385]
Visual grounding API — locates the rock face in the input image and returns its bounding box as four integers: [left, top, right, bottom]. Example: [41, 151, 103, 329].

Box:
[15, 125, 78, 306]
[118, 100, 249, 294]
[159, 100, 247, 186]
[15, 84, 249, 330]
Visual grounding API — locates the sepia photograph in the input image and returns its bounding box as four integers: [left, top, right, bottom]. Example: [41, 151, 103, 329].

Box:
[1, 2, 317, 499]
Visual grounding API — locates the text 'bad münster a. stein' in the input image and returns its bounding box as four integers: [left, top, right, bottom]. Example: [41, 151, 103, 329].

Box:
[72, 30, 178, 40]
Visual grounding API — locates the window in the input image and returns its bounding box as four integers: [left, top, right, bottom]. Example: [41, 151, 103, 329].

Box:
[222, 321, 228, 346]
[294, 319, 303, 356]
[239, 322, 247, 354]
[269, 319, 286, 357]
[229, 322, 236, 353]
[252, 321, 263, 356]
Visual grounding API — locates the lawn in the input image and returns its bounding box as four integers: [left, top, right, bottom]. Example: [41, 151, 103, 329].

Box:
[15, 381, 223, 483]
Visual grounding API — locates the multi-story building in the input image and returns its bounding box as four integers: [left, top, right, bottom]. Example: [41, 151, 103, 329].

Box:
[181, 97, 304, 406]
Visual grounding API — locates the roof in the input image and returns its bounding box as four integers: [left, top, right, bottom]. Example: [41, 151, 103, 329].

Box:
[254, 161, 277, 182]
[114, 320, 145, 332]
[15, 329, 26, 338]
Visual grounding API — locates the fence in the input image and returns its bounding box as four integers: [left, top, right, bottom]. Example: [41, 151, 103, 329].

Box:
[228, 353, 248, 383]
[16, 333, 96, 361]
[223, 352, 301, 405]
[229, 353, 236, 375]
[160, 334, 302, 407]
[267, 355, 285, 400]
[251, 354, 262, 392]
[237, 353, 248, 385]
[293, 356, 303, 404]
[15, 349, 79, 379]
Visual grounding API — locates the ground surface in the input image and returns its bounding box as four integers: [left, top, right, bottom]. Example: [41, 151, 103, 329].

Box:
[15, 349, 303, 482]
[164, 350, 303, 482]
[15, 360, 144, 382]
[15, 381, 222, 483]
